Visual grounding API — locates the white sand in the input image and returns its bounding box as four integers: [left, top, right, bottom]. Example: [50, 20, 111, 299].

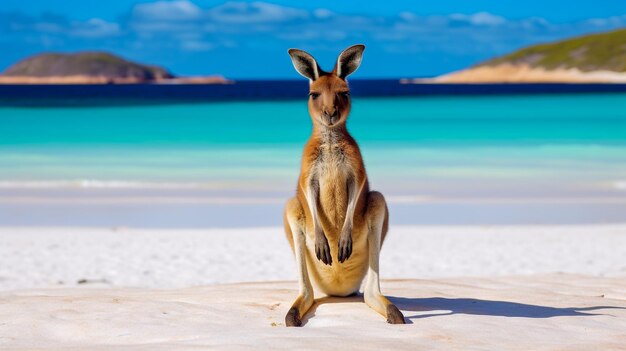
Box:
[1, 275, 625, 350]
[1, 225, 626, 290]
[1, 225, 625, 350]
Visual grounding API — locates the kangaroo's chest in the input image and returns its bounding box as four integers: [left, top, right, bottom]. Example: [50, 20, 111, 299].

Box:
[313, 145, 352, 231]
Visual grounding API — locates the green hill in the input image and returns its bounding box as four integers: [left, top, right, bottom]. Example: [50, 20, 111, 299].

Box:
[482, 28, 626, 72]
[2, 52, 173, 81]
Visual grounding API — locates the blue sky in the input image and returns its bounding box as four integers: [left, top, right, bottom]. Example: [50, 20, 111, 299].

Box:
[1, 1, 626, 78]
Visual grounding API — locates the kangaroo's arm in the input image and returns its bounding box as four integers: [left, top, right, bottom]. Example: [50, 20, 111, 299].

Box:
[338, 172, 365, 262]
[302, 174, 332, 265]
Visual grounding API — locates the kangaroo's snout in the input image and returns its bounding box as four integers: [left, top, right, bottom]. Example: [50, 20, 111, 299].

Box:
[322, 109, 339, 125]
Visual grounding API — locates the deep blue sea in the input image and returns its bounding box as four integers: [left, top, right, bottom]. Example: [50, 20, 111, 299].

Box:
[1, 81, 625, 226]
[3, 80, 626, 106]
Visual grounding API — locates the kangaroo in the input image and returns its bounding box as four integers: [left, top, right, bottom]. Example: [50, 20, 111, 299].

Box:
[283, 44, 405, 326]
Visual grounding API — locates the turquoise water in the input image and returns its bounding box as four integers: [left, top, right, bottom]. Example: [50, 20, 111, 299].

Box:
[1, 94, 626, 195]
[2, 93, 626, 226]
[3, 94, 626, 145]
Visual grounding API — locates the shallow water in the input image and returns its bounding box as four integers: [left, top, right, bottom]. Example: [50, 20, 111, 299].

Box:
[1, 93, 625, 226]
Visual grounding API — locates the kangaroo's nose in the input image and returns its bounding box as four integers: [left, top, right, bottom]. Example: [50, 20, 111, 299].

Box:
[323, 109, 338, 118]
[323, 109, 339, 125]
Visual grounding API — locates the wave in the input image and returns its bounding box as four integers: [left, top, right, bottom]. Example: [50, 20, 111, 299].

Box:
[2, 180, 626, 206]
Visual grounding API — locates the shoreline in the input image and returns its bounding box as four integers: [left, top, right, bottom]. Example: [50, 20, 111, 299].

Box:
[2, 179, 625, 227]
[413, 63, 626, 84]
[3, 198, 626, 227]
[0, 75, 231, 85]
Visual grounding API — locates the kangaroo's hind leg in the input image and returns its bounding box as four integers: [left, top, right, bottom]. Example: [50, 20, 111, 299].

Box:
[283, 197, 315, 327]
[362, 191, 405, 324]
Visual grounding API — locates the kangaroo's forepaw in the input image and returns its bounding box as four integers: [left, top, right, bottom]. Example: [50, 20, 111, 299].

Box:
[285, 307, 302, 327]
[386, 304, 406, 324]
[315, 235, 332, 265]
[338, 234, 352, 263]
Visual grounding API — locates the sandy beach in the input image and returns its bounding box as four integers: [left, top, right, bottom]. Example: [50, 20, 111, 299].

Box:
[0, 75, 229, 85]
[1, 225, 625, 290]
[3, 1, 626, 349]
[1, 225, 625, 349]
[1, 274, 625, 350]
[418, 64, 626, 83]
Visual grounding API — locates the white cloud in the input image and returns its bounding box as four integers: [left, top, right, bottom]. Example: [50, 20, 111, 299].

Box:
[313, 9, 334, 19]
[22, 18, 121, 38]
[585, 15, 626, 27]
[449, 12, 506, 26]
[131, 21, 199, 33]
[278, 29, 347, 41]
[180, 40, 215, 51]
[32, 22, 64, 33]
[469, 12, 507, 26]
[398, 12, 416, 22]
[132, 0, 202, 21]
[71, 18, 121, 38]
[207, 2, 308, 23]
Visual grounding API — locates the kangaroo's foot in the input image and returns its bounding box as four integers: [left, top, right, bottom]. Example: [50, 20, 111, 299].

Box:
[285, 293, 314, 327]
[386, 304, 406, 324]
[285, 307, 301, 327]
[365, 292, 406, 324]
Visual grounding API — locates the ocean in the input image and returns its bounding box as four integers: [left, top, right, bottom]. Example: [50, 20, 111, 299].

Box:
[1, 82, 625, 227]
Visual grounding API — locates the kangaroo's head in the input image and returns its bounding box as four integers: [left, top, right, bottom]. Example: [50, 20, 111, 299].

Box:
[288, 45, 365, 128]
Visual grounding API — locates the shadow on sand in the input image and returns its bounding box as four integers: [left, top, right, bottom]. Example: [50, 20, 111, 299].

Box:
[389, 296, 624, 322]
[300, 294, 624, 325]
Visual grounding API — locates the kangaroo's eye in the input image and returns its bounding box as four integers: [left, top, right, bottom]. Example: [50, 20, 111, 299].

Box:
[309, 92, 320, 100]
[339, 91, 350, 98]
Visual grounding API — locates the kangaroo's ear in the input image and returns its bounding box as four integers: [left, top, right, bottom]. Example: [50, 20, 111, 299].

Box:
[336, 44, 365, 79]
[288, 48, 321, 81]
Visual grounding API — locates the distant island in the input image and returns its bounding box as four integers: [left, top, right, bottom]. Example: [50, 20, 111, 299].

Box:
[407, 28, 626, 83]
[0, 51, 229, 84]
